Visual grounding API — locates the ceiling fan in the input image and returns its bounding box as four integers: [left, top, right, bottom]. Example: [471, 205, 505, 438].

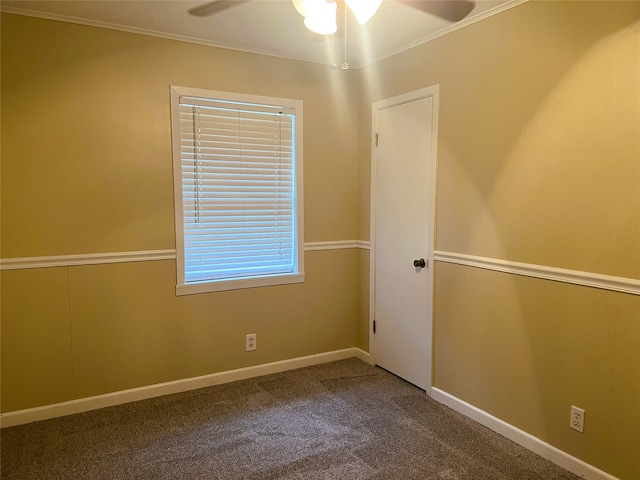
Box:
[188, 0, 476, 35]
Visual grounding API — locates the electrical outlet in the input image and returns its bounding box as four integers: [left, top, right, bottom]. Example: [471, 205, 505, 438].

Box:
[246, 333, 256, 352]
[570, 406, 585, 433]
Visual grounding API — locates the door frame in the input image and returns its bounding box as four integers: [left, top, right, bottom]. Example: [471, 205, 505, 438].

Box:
[369, 85, 439, 394]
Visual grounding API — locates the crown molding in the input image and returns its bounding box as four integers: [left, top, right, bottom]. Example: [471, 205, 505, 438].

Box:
[363, 0, 529, 67]
[1, 0, 530, 69]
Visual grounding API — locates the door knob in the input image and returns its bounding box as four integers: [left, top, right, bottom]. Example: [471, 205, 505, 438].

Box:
[413, 258, 426, 268]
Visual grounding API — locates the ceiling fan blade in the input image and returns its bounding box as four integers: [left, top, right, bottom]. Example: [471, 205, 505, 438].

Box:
[399, 1, 475, 23]
[188, 0, 248, 17]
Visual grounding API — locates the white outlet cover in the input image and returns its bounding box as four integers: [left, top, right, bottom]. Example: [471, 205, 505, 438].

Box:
[246, 334, 256, 351]
[570, 406, 585, 433]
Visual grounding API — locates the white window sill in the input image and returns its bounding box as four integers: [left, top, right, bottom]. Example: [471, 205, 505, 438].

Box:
[176, 273, 305, 296]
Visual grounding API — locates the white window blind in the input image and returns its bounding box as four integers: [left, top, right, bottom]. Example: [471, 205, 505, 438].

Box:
[176, 93, 300, 287]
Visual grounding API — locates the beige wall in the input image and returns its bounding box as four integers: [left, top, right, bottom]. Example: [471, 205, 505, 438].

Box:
[360, 0, 639, 277]
[359, 1, 639, 478]
[1, 14, 359, 257]
[435, 264, 639, 478]
[1, 252, 358, 411]
[1, 14, 359, 410]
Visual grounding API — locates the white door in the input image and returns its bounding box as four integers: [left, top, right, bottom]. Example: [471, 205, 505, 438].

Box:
[372, 87, 437, 392]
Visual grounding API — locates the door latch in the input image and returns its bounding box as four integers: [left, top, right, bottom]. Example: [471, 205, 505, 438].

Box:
[413, 258, 426, 268]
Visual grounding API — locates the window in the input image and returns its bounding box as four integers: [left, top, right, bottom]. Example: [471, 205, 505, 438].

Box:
[170, 86, 304, 295]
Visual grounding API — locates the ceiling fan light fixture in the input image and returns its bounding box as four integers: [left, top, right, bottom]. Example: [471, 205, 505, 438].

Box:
[302, 1, 337, 35]
[345, 0, 382, 25]
[292, 0, 326, 18]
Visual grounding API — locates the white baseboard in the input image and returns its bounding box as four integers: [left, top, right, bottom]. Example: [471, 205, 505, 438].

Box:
[1, 347, 369, 428]
[431, 388, 619, 480]
[354, 347, 372, 364]
[3, 354, 614, 480]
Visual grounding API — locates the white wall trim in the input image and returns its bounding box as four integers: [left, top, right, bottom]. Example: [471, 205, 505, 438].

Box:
[354, 347, 372, 365]
[431, 388, 619, 480]
[434, 250, 640, 296]
[304, 241, 358, 251]
[0, 250, 178, 271]
[0, 5, 332, 68]
[1, 0, 529, 69]
[367, 0, 529, 67]
[0, 242, 371, 271]
[355, 240, 370, 250]
[0, 347, 370, 428]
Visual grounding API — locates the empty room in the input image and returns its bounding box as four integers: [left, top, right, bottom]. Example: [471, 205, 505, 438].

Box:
[1, 0, 638, 478]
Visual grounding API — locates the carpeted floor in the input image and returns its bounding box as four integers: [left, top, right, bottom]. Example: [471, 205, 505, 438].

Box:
[1, 358, 580, 479]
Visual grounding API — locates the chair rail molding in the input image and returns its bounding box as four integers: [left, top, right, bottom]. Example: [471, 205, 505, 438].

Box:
[1, 241, 371, 271]
[434, 250, 640, 296]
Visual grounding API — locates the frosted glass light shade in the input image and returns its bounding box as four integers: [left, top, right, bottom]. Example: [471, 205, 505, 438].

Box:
[292, 0, 327, 18]
[345, 0, 382, 24]
[303, 1, 337, 34]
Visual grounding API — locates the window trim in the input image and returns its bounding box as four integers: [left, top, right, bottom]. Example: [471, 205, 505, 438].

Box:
[170, 86, 304, 295]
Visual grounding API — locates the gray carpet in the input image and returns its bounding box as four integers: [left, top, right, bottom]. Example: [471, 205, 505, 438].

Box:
[1, 358, 580, 479]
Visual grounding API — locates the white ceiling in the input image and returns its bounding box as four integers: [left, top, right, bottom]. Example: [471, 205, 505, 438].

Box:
[1, 0, 523, 68]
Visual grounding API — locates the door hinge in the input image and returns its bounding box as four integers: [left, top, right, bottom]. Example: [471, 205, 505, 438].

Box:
[375, 133, 379, 146]
[373, 320, 376, 334]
